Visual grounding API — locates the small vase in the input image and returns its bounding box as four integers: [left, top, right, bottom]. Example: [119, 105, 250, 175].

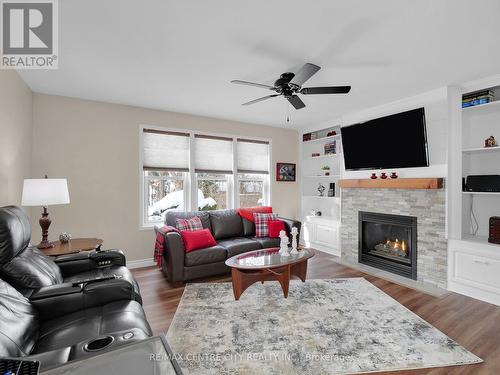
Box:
[370, 173, 377, 179]
[380, 172, 388, 179]
[390, 172, 398, 179]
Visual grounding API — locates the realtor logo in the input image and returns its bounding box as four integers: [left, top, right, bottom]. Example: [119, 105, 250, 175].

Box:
[1, 0, 58, 69]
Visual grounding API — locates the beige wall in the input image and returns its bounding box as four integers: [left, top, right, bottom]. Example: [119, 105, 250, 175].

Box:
[32, 94, 299, 261]
[0, 71, 33, 206]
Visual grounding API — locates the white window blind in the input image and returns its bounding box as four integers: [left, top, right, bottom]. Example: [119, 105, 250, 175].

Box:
[194, 134, 233, 174]
[142, 129, 190, 171]
[237, 138, 270, 174]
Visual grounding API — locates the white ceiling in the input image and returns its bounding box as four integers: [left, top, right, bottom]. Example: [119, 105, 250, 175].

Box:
[19, 0, 500, 129]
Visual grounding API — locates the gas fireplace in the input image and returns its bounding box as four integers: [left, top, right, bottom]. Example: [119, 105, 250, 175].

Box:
[359, 211, 417, 279]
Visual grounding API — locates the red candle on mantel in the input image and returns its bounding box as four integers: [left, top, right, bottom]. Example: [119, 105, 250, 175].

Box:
[380, 172, 388, 179]
[370, 173, 377, 179]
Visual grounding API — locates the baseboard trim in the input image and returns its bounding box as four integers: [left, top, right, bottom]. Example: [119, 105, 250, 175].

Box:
[448, 279, 500, 307]
[127, 258, 155, 269]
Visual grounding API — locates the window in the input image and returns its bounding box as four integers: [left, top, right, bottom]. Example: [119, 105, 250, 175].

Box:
[145, 171, 185, 222]
[236, 138, 270, 208]
[140, 127, 271, 227]
[238, 173, 264, 207]
[197, 173, 229, 210]
[142, 129, 189, 224]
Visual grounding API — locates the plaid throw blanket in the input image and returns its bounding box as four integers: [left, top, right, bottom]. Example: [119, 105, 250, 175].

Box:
[153, 225, 179, 268]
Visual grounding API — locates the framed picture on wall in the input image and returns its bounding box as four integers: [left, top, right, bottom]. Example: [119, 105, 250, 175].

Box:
[276, 162, 296, 182]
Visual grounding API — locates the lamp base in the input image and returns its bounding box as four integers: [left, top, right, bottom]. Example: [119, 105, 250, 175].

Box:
[37, 239, 54, 249]
[38, 206, 54, 249]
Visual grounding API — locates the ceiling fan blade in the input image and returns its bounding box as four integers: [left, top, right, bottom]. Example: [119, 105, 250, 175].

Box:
[300, 86, 351, 95]
[287, 95, 306, 110]
[289, 63, 321, 87]
[242, 94, 279, 106]
[231, 80, 275, 90]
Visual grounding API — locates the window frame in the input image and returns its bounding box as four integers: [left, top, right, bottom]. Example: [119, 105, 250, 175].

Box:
[139, 125, 272, 229]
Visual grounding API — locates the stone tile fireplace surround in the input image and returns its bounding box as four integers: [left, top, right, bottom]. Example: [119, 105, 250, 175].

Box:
[341, 186, 447, 288]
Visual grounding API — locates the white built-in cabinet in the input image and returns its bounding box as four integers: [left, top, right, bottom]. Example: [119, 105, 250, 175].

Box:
[302, 216, 341, 256]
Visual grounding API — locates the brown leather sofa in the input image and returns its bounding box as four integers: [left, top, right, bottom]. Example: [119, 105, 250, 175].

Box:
[157, 209, 301, 282]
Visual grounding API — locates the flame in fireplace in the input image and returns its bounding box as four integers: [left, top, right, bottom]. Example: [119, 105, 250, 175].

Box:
[383, 238, 408, 253]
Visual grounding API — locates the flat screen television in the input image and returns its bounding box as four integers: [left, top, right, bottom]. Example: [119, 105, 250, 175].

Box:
[341, 107, 429, 171]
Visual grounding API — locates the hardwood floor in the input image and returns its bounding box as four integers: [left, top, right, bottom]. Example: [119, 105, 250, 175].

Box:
[132, 251, 500, 374]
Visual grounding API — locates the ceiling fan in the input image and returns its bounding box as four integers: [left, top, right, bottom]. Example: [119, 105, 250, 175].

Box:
[231, 63, 351, 110]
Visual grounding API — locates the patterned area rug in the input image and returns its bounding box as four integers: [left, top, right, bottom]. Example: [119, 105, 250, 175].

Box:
[166, 278, 481, 374]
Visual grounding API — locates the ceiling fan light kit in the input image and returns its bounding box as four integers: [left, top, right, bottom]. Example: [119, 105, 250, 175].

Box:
[231, 63, 351, 110]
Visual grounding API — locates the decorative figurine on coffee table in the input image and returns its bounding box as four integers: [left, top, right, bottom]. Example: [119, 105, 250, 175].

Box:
[290, 227, 299, 255]
[279, 230, 290, 256]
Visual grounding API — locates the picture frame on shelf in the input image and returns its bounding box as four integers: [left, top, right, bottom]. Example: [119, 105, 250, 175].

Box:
[276, 162, 296, 182]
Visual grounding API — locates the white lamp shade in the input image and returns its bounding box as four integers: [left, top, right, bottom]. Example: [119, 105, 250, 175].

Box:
[22, 179, 70, 206]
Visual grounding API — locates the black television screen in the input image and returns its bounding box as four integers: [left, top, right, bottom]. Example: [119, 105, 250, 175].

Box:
[341, 108, 429, 171]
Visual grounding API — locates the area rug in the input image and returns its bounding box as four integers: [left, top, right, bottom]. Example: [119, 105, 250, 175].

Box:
[166, 278, 481, 374]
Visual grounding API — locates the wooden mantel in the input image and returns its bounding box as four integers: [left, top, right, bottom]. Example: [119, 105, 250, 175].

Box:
[338, 178, 444, 190]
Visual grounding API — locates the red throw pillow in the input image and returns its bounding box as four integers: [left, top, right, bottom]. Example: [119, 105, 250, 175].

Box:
[268, 220, 286, 238]
[180, 229, 217, 253]
[237, 206, 273, 222]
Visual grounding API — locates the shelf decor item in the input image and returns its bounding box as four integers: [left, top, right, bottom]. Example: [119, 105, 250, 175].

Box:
[390, 172, 398, 179]
[318, 183, 326, 197]
[276, 162, 296, 182]
[21, 176, 70, 249]
[380, 172, 388, 179]
[324, 141, 337, 155]
[462, 89, 495, 108]
[370, 173, 378, 179]
[328, 183, 335, 197]
[489, 217, 500, 245]
[322, 165, 331, 176]
[485, 135, 498, 148]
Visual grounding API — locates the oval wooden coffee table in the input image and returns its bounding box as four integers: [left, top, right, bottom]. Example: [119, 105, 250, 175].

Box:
[225, 248, 315, 300]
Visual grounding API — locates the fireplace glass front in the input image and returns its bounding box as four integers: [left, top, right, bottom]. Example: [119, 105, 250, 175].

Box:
[359, 212, 417, 279]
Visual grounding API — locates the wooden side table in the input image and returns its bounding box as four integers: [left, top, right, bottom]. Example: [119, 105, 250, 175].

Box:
[41, 238, 103, 256]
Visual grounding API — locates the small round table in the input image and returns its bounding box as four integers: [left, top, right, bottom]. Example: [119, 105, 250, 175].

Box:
[225, 247, 315, 300]
[40, 238, 103, 257]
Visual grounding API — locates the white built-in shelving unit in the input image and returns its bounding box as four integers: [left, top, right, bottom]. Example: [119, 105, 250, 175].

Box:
[461, 85, 500, 241]
[299, 125, 343, 256]
[447, 76, 500, 306]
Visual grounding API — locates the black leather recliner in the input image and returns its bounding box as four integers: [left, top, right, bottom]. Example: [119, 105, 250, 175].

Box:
[0, 205, 153, 370]
[0, 276, 152, 370]
[0, 206, 142, 303]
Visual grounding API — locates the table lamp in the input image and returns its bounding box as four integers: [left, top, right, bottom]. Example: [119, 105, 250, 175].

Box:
[21, 176, 70, 249]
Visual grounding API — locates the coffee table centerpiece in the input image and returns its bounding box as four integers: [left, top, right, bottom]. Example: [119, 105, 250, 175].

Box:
[225, 247, 315, 300]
